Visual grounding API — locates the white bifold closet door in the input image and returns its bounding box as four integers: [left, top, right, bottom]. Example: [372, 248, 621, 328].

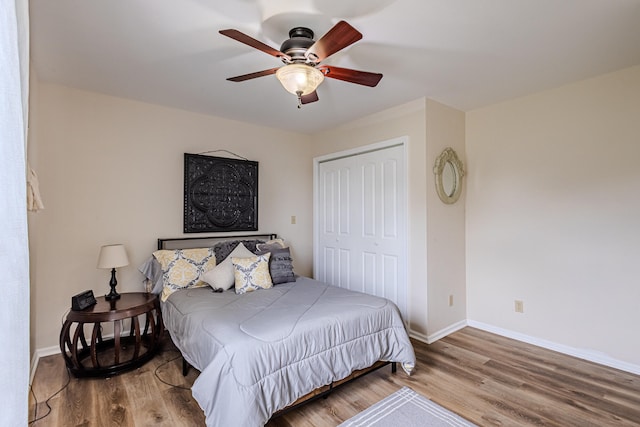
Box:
[315, 142, 407, 321]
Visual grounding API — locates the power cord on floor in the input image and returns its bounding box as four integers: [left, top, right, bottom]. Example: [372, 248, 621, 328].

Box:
[28, 367, 71, 424]
[29, 311, 74, 424]
[29, 348, 189, 424]
[153, 350, 192, 390]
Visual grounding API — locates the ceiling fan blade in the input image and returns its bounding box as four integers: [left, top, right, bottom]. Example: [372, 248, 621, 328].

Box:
[219, 29, 291, 61]
[319, 65, 383, 87]
[300, 91, 319, 104]
[226, 67, 280, 82]
[306, 21, 362, 62]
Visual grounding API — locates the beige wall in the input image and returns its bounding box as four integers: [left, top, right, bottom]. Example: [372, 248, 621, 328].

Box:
[466, 65, 640, 367]
[28, 83, 313, 350]
[310, 98, 467, 339]
[425, 100, 466, 335]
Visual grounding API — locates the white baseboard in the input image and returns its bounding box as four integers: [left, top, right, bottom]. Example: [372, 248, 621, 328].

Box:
[30, 345, 60, 385]
[426, 320, 467, 344]
[408, 329, 429, 344]
[409, 320, 467, 344]
[467, 320, 640, 376]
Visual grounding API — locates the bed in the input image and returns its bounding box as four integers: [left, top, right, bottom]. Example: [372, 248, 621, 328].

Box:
[145, 234, 415, 427]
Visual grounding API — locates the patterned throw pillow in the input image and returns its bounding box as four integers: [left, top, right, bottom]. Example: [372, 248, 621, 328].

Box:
[153, 248, 216, 301]
[233, 253, 273, 294]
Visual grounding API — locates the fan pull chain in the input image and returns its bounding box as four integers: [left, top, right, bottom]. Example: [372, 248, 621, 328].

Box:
[296, 91, 303, 109]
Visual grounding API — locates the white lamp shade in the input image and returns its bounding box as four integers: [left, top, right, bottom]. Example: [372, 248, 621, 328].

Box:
[276, 63, 324, 96]
[97, 244, 129, 269]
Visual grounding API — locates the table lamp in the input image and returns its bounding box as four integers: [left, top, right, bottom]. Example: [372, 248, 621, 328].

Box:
[97, 244, 129, 300]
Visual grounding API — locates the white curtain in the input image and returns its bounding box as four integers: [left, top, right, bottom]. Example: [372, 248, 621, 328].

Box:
[0, 0, 30, 424]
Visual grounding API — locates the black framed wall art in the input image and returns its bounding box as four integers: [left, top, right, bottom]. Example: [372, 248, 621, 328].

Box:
[184, 153, 258, 233]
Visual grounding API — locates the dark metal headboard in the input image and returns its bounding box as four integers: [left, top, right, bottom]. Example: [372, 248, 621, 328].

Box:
[157, 233, 277, 250]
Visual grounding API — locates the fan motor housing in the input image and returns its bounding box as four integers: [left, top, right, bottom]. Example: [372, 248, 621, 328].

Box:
[280, 27, 315, 63]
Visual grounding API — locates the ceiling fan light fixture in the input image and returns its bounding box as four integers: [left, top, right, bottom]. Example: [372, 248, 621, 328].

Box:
[276, 63, 324, 96]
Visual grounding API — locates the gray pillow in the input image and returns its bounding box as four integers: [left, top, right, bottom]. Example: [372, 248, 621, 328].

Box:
[256, 238, 285, 252]
[256, 247, 295, 285]
[213, 239, 263, 264]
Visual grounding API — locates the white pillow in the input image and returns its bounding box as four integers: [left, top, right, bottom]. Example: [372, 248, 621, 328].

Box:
[202, 243, 255, 290]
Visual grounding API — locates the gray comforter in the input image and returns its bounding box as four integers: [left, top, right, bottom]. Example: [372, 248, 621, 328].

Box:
[161, 276, 416, 427]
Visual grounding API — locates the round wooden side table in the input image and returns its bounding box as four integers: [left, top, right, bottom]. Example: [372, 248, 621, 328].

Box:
[59, 292, 163, 377]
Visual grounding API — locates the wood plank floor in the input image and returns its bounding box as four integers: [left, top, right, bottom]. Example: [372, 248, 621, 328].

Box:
[29, 327, 640, 426]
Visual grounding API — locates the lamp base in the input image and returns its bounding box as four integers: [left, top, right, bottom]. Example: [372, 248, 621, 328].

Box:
[105, 267, 121, 301]
[104, 290, 121, 301]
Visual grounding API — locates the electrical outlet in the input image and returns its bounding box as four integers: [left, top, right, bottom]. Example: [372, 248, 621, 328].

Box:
[291, 215, 296, 225]
[449, 295, 454, 306]
[515, 300, 524, 313]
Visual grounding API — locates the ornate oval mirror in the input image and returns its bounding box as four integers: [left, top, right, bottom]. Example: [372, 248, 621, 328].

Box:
[434, 147, 465, 204]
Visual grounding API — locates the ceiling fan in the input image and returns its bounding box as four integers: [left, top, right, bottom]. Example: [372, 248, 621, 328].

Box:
[219, 21, 382, 108]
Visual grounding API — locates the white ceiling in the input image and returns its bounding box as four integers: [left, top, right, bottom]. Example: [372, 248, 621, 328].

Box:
[29, 0, 640, 134]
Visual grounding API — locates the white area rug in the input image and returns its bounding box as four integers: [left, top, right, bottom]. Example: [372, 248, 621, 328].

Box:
[338, 387, 477, 427]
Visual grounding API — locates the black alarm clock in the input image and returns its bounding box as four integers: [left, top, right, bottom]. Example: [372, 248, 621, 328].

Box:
[71, 290, 97, 311]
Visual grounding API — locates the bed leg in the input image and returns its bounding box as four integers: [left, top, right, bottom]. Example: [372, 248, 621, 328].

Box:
[391, 362, 397, 373]
[322, 383, 333, 399]
[182, 358, 190, 376]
